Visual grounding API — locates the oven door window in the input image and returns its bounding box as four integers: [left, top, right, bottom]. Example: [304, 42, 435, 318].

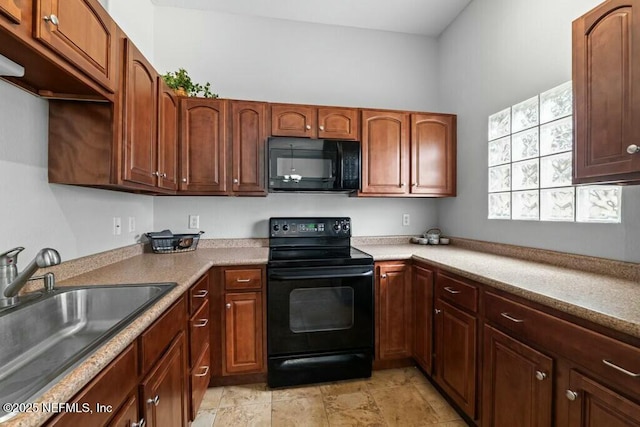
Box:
[289, 287, 354, 333]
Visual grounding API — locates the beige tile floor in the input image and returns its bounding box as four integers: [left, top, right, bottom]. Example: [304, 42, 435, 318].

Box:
[192, 367, 470, 426]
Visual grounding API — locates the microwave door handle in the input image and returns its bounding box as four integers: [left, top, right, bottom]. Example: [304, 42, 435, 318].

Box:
[270, 270, 373, 281]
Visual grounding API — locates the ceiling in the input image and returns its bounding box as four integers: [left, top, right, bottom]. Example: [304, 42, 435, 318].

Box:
[150, 0, 472, 37]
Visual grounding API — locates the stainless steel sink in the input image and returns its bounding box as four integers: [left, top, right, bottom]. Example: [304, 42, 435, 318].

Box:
[0, 283, 176, 422]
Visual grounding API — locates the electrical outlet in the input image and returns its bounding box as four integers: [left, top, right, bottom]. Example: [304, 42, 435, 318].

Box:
[402, 213, 410, 226]
[188, 215, 200, 229]
[128, 216, 136, 233]
[113, 217, 122, 235]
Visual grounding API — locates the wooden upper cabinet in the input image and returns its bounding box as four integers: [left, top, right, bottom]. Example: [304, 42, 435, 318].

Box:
[361, 110, 410, 194]
[271, 104, 316, 137]
[411, 114, 456, 196]
[180, 98, 228, 194]
[230, 101, 268, 195]
[122, 40, 157, 188]
[157, 78, 179, 191]
[573, 0, 640, 184]
[34, 0, 117, 92]
[271, 104, 359, 140]
[317, 107, 359, 140]
[0, 0, 21, 24]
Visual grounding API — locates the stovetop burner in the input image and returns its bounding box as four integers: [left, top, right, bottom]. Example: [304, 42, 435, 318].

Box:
[269, 246, 373, 268]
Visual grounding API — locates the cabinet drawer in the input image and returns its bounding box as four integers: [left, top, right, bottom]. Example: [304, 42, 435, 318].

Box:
[190, 344, 211, 420]
[48, 343, 138, 427]
[140, 297, 186, 374]
[224, 268, 262, 290]
[189, 299, 210, 367]
[485, 291, 640, 398]
[436, 272, 478, 313]
[189, 274, 209, 315]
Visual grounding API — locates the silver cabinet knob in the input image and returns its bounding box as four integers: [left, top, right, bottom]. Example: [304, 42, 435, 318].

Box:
[132, 419, 146, 427]
[43, 14, 59, 25]
[161, 172, 167, 178]
[412, 183, 417, 187]
[152, 171, 159, 177]
[565, 390, 578, 401]
[400, 183, 406, 187]
[319, 125, 325, 131]
[226, 303, 231, 309]
[233, 178, 239, 184]
[182, 178, 187, 183]
[627, 144, 640, 154]
[147, 395, 160, 406]
[535, 371, 547, 381]
[305, 124, 312, 130]
[381, 274, 387, 279]
[434, 308, 442, 314]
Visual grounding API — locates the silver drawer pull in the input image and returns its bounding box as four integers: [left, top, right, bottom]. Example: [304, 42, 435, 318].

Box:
[43, 14, 59, 25]
[602, 359, 640, 377]
[236, 278, 251, 283]
[147, 395, 159, 406]
[194, 319, 208, 328]
[132, 418, 146, 427]
[500, 312, 524, 323]
[193, 290, 208, 298]
[195, 366, 210, 377]
[444, 286, 461, 294]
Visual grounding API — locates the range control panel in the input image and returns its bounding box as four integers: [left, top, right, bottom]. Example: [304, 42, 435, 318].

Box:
[270, 217, 351, 237]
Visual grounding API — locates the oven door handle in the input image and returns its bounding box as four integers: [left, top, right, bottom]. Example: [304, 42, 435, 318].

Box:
[269, 270, 373, 281]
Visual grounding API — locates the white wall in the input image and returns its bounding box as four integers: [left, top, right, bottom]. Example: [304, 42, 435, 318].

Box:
[437, 0, 640, 263]
[102, 0, 156, 62]
[151, 7, 442, 237]
[0, 81, 154, 263]
[154, 195, 438, 238]
[153, 7, 441, 111]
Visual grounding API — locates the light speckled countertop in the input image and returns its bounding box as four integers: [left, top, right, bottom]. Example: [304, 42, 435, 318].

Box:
[355, 243, 640, 339]
[6, 241, 640, 426]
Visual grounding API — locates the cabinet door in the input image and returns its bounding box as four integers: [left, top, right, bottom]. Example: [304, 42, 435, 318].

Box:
[0, 0, 21, 24]
[317, 107, 359, 140]
[411, 114, 456, 196]
[224, 291, 264, 374]
[434, 298, 477, 419]
[376, 262, 412, 360]
[141, 332, 187, 427]
[573, 0, 640, 184]
[157, 78, 179, 191]
[34, 0, 117, 92]
[230, 101, 268, 195]
[482, 325, 553, 427]
[567, 370, 640, 426]
[108, 393, 141, 427]
[361, 110, 410, 194]
[180, 98, 227, 193]
[413, 264, 434, 374]
[271, 104, 316, 137]
[122, 39, 158, 188]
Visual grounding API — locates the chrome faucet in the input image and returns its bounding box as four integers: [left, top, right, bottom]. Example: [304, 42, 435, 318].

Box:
[0, 247, 61, 300]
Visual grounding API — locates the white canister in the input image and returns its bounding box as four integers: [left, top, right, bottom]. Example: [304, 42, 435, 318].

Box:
[424, 228, 441, 245]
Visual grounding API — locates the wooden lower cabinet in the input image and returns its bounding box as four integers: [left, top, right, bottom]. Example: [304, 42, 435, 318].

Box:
[140, 331, 188, 427]
[376, 261, 413, 361]
[413, 263, 434, 374]
[224, 291, 264, 374]
[566, 369, 640, 426]
[482, 325, 553, 427]
[434, 298, 477, 419]
[107, 393, 139, 427]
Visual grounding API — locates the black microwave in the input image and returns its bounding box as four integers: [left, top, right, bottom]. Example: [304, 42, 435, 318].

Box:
[267, 137, 361, 192]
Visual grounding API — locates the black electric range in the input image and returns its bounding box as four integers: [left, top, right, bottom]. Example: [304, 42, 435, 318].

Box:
[266, 217, 374, 388]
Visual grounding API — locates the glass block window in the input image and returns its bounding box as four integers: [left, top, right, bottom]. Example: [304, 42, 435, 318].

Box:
[487, 81, 622, 223]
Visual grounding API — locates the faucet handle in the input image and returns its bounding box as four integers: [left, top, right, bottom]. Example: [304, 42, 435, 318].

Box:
[0, 247, 24, 265]
[28, 272, 56, 292]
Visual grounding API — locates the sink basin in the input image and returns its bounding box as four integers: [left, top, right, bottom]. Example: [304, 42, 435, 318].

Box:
[0, 283, 176, 422]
